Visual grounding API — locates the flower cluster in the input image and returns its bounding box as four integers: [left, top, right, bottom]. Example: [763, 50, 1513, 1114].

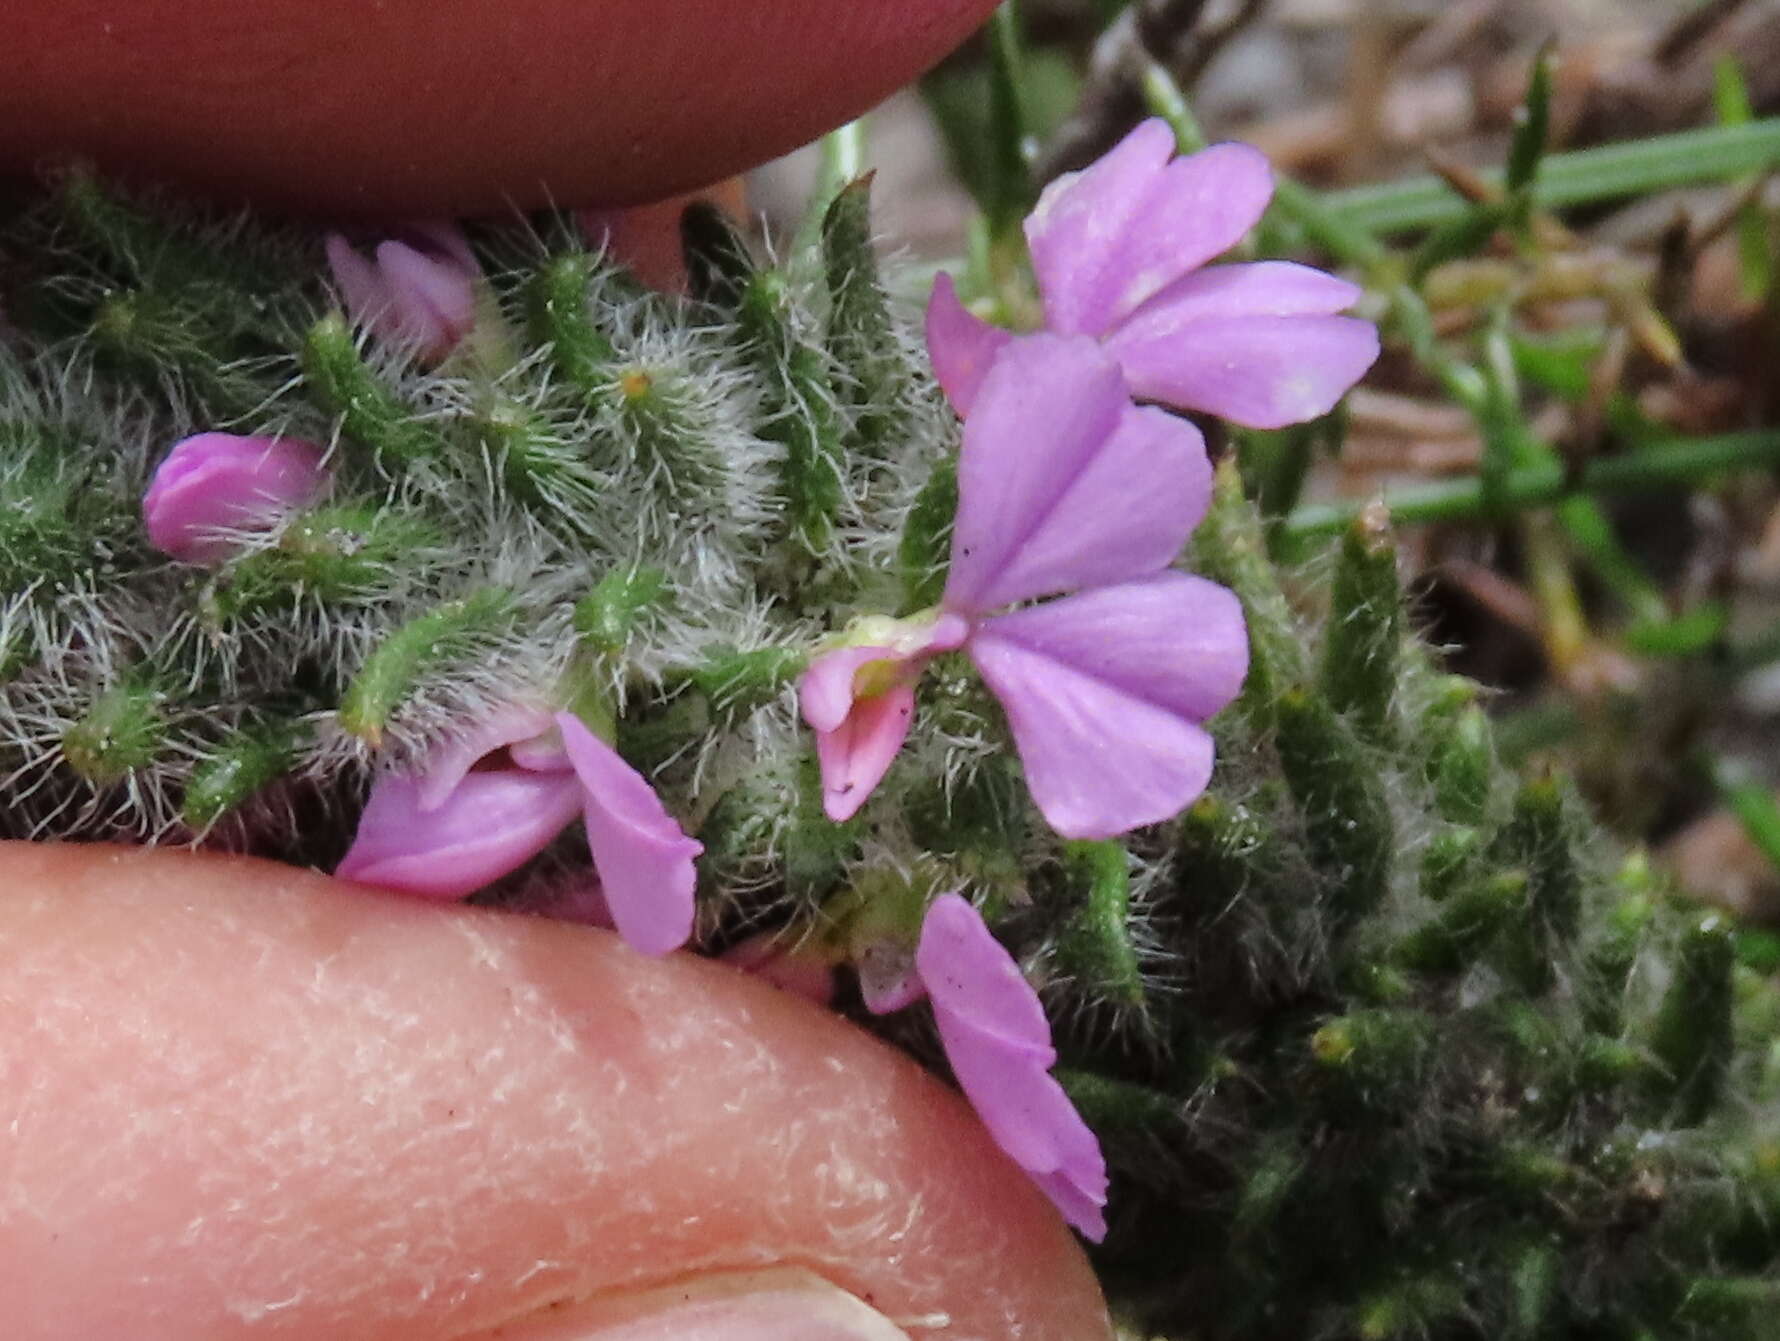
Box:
[797, 119, 1374, 1234]
[127, 121, 1376, 1246]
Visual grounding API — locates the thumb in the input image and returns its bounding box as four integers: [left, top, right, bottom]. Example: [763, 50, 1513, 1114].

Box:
[0, 843, 1111, 1339]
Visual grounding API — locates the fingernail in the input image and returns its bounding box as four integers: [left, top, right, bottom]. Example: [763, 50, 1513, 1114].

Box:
[487, 1268, 918, 1340]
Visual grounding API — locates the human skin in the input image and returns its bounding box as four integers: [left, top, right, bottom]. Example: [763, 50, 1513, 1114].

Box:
[0, 0, 1002, 216]
[0, 843, 1112, 1340]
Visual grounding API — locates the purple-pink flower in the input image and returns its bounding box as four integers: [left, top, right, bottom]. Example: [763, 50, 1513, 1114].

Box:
[143, 432, 329, 565]
[336, 708, 702, 956]
[799, 335, 1247, 839]
[865, 893, 1108, 1240]
[926, 118, 1379, 430]
[324, 222, 480, 364]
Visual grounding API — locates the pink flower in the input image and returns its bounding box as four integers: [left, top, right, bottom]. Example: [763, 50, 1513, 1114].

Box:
[143, 432, 329, 565]
[866, 893, 1108, 1240]
[324, 222, 480, 364]
[799, 336, 1248, 839]
[336, 709, 701, 956]
[926, 119, 1379, 430]
[798, 615, 969, 826]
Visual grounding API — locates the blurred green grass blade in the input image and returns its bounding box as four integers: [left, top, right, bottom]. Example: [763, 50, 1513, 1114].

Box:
[921, 6, 1076, 234]
[1322, 119, 1780, 237]
[986, 0, 1036, 237]
[1710, 755, 1780, 880]
[1623, 603, 1727, 657]
[1506, 43, 1555, 197]
[1713, 58, 1774, 301]
[1281, 430, 1780, 543]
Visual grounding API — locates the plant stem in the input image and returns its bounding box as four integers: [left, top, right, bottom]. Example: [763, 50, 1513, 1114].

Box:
[1280, 431, 1780, 544]
[1321, 119, 1780, 237]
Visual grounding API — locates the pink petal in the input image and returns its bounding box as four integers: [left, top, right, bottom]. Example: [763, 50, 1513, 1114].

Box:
[812, 683, 918, 823]
[324, 232, 386, 329]
[414, 706, 559, 812]
[557, 714, 703, 957]
[925, 272, 1014, 415]
[916, 896, 1109, 1240]
[142, 433, 329, 565]
[915, 894, 1051, 1055]
[1128, 260, 1363, 325]
[1032, 1164, 1111, 1245]
[952, 400, 1210, 613]
[1107, 312, 1380, 430]
[406, 219, 479, 272]
[1086, 142, 1276, 332]
[1027, 124, 1274, 339]
[374, 237, 478, 362]
[799, 646, 901, 735]
[969, 575, 1247, 838]
[941, 335, 1127, 617]
[326, 225, 479, 365]
[935, 1016, 1109, 1240]
[976, 572, 1248, 722]
[1024, 119, 1178, 337]
[335, 769, 584, 900]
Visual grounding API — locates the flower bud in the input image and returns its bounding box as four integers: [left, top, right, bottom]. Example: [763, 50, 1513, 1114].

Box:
[142, 432, 328, 565]
[324, 222, 478, 363]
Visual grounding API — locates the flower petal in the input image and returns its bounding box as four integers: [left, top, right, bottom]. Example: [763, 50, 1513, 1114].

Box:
[1088, 141, 1276, 332]
[335, 769, 584, 900]
[1128, 259, 1363, 325]
[326, 224, 479, 365]
[941, 335, 1128, 616]
[812, 682, 918, 823]
[558, 714, 703, 956]
[977, 572, 1248, 722]
[406, 219, 479, 272]
[924, 272, 1013, 415]
[1027, 124, 1274, 338]
[324, 233, 385, 328]
[374, 237, 478, 362]
[915, 894, 1052, 1055]
[414, 706, 559, 812]
[142, 433, 329, 565]
[970, 574, 1247, 838]
[799, 646, 900, 735]
[913, 898, 1109, 1241]
[955, 400, 1210, 612]
[1024, 118, 1178, 336]
[1108, 312, 1380, 430]
[1031, 1160, 1112, 1244]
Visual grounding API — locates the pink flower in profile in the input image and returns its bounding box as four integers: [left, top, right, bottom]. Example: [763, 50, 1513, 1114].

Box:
[864, 893, 1107, 1240]
[336, 708, 701, 956]
[143, 432, 329, 565]
[324, 222, 480, 364]
[797, 614, 969, 827]
[926, 118, 1379, 430]
[799, 336, 1248, 839]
